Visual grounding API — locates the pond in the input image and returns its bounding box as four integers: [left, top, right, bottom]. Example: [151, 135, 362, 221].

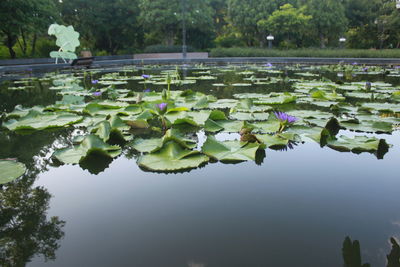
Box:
[1, 63, 400, 267]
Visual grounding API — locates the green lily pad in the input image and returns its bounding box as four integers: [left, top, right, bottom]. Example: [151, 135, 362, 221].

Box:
[0, 160, 26, 184]
[3, 110, 83, 131]
[327, 135, 390, 158]
[201, 136, 260, 162]
[137, 141, 209, 172]
[53, 135, 121, 164]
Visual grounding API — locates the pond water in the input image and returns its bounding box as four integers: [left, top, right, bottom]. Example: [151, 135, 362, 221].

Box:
[1, 64, 400, 267]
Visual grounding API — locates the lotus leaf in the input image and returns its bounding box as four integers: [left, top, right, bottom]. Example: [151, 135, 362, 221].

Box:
[53, 135, 121, 164]
[327, 135, 390, 158]
[0, 160, 26, 185]
[3, 110, 83, 131]
[201, 136, 260, 162]
[137, 141, 209, 172]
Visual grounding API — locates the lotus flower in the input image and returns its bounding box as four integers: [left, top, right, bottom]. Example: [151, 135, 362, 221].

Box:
[142, 74, 150, 79]
[144, 88, 151, 93]
[274, 111, 298, 124]
[264, 63, 273, 67]
[91, 80, 99, 84]
[363, 67, 369, 72]
[156, 102, 167, 112]
[92, 91, 102, 97]
[352, 62, 358, 65]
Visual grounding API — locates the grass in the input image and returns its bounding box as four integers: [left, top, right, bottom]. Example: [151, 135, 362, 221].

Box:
[209, 47, 400, 58]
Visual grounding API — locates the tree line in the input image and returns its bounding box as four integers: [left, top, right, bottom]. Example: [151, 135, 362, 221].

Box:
[1, 0, 400, 58]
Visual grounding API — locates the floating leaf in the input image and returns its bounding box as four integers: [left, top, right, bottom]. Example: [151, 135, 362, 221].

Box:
[0, 160, 26, 184]
[327, 136, 390, 159]
[53, 135, 121, 164]
[137, 141, 209, 172]
[3, 110, 83, 131]
[201, 136, 260, 162]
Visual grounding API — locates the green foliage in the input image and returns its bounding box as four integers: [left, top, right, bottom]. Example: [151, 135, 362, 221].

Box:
[210, 47, 400, 58]
[305, 0, 348, 48]
[258, 4, 312, 48]
[139, 0, 214, 46]
[144, 45, 195, 53]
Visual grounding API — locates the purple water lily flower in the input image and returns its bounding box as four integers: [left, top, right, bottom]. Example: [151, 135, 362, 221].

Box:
[264, 63, 273, 67]
[92, 91, 102, 97]
[274, 111, 298, 124]
[352, 62, 358, 66]
[363, 67, 369, 72]
[156, 102, 167, 111]
[144, 88, 151, 93]
[142, 74, 150, 79]
[91, 80, 99, 84]
[395, 66, 400, 69]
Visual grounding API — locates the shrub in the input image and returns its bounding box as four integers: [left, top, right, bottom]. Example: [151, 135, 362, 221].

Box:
[209, 47, 400, 58]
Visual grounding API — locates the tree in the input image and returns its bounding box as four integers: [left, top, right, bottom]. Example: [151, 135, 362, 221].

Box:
[139, 0, 214, 47]
[258, 4, 312, 48]
[0, 0, 57, 58]
[227, 0, 296, 47]
[304, 0, 347, 48]
[59, 0, 143, 54]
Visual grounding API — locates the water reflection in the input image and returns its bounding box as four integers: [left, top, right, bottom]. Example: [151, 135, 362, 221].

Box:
[0, 129, 67, 266]
[0, 175, 65, 266]
[343, 237, 400, 267]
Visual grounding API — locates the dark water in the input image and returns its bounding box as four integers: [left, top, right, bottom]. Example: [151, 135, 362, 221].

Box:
[1, 65, 399, 267]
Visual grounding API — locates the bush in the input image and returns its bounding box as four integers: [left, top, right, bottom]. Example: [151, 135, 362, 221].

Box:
[209, 47, 400, 58]
[215, 34, 245, 48]
[35, 38, 58, 58]
[143, 44, 195, 53]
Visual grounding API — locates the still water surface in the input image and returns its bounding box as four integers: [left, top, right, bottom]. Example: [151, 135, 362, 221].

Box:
[1, 65, 399, 267]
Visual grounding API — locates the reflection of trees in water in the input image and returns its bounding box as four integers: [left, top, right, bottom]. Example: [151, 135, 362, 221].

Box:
[343, 236, 400, 267]
[0, 129, 69, 266]
[0, 176, 65, 267]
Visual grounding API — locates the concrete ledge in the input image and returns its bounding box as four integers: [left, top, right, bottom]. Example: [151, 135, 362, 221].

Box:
[2, 57, 400, 74]
[134, 52, 209, 60]
[0, 55, 132, 66]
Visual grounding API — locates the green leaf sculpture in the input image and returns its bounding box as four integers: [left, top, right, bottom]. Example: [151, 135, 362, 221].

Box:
[0, 160, 26, 185]
[53, 135, 121, 164]
[48, 23, 80, 63]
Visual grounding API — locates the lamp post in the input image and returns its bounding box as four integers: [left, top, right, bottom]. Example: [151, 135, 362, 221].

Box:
[181, 0, 187, 60]
[339, 37, 346, 49]
[267, 34, 274, 49]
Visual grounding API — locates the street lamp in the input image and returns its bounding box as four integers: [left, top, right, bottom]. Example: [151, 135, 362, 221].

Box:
[181, 0, 187, 60]
[339, 37, 346, 49]
[266, 34, 274, 49]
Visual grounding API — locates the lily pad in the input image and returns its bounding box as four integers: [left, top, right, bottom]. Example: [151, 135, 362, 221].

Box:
[3, 110, 83, 131]
[327, 135, 390, 158]
[201, 136, 260, 162]
[137, 141, 209, 172]
[53, 135, 121, 164]
[0, 160, 26, 184]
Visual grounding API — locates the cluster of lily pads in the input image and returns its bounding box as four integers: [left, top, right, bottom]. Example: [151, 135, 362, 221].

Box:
[0, 63, 399, 181]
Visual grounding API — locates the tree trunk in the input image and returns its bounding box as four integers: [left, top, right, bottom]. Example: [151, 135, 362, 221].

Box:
[31, 33, 37, 57]
[320, 34, 326, 49]
[164, 30, 175, 46]
[5, 33, 17, 58]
